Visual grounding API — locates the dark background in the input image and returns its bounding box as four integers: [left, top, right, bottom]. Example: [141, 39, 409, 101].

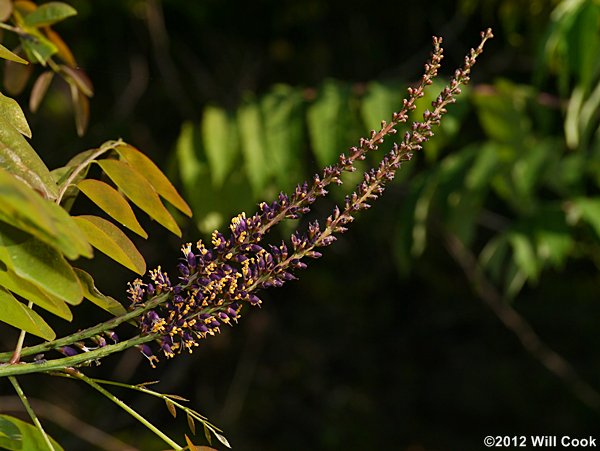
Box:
[2, 1, 599, 450]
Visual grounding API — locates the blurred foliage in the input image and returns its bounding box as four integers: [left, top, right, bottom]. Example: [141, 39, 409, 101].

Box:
[1, 0, 600, 450]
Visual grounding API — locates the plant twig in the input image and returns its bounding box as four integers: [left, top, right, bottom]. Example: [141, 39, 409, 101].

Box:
[444, 231, 600, 410]
[9, 376, 56, 451]
[65, 369, 183, 450]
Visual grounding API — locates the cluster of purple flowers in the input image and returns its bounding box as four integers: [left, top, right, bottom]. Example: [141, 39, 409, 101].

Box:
[128, 30, 493, 363]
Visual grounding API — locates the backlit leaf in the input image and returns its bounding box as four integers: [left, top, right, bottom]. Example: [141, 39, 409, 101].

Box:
[29, 70, 55, 113]
[74, 268, 126, 316]
[237, 98, 270, 194]
[77, 179, 147, 238]
[21, 31, 57, 66]
[69, 82, 89, 136]
[0, 167, 92, 259]
[116, 144, 192, 217]
[186, 412, 196, 435]
[0, 43, 28, 65]
[260, 85, 305, 190]
[0, 115, 59, 200]
[3, 57, 33, 95]
[0, 415, 64, 450]
[73, 215, 146, 275]
[202, 105, 240, 188]
[45, 27, 76, 67]
[97, 159, 181, 236]
[0, 287, 55, 340]
[0, 91, 32, 137]
[23, 1, 76, 27]
[0, 262, 72, 320]
[60, 64, 93, 97]
[0, 223, 83, 305]
[0, 0, 12, 21]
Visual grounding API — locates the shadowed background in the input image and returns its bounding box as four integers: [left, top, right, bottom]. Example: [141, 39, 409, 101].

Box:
[1, 0, 600, 449]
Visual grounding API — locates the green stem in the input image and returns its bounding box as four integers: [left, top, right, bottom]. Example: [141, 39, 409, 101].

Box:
[0, 292, 168, 363]
[67, 369, 182, 450]
[0, 334, 156, 377]
[9, 376, 56, 451]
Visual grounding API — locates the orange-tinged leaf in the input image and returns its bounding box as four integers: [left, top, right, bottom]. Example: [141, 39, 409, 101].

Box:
[97, 159, 182, 236]
[44, 27, 76, 67]
[60, 64, 93, 97]
[0, 0, 13, 22]
[3, 58, 32, 95]
[29, 70, 54, 113]
[165, 399, 177, 418]
[0, 43, 28, 65]
[14, 1, 36, 14]
[69, 83, 89, 136]
[186, 412, 196, 435]
[73, 215, 146, 275]
[77, 179, 148, 238]
[116, 144, 192, 217]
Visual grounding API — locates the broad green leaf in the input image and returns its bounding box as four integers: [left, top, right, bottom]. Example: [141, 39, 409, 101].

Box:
[237, 99, 270, 194]
[3, 58, 33, 95]
[202, 105, 240, 188]
[0, 286, 55, 340]
[21, 31, 57, 66]
[77, 179, 147, 238]
[0, 414, 64, 451]
[307, 80, 357, 167]
[0, 92, 31, 138]
[0, 167, 92, 260]
[0, 261, 72, 320]
[465, 142, 499, 190]
[568, 197, 600, 238]
[116, 143, 192, 217]
[0, 415, 20, 450]
[74, 268, 127, 316]
[0, 223, 83, 305]
[0, 121, 59, 200]
[361, 80, 404, 132]
[23, 1, 76, 27]
[73, 215, 146, 275]
[0, 43, 28, 65]
[97, 159, 181, 236]
[29, 70, 54, 113]
[260, 85, 305, 190]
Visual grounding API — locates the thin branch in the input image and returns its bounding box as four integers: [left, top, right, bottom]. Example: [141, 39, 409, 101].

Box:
[9, 377, 56, 451]
[0, 395, 137, 451]
[443, 231, 600, 410]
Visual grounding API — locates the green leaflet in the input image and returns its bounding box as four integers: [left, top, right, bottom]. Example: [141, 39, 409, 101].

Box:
[77, 179, 148, 238]
[97, 159, 181, 236]
[73, 215, 146, 275]
[0, 92, 32, 137]
[0, 414, 64, 450]
[74, 268, 127, 316]
[23, 1, 77, 27]
[260, 85, 305, 190]
[0, 167, 92, 259]
[237, 99, 270, 195]
[202, 105, 240, 188]
[0, 287, 55, 340]
[0, 262, 72, 320]
[0, 223, 83, 305]
[307, 79, 356, 167]
[20, 30, 58, 66]
[116, 143, 192, 217]
[0, 115, 59, 200]
[0, 43, 28, 65]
